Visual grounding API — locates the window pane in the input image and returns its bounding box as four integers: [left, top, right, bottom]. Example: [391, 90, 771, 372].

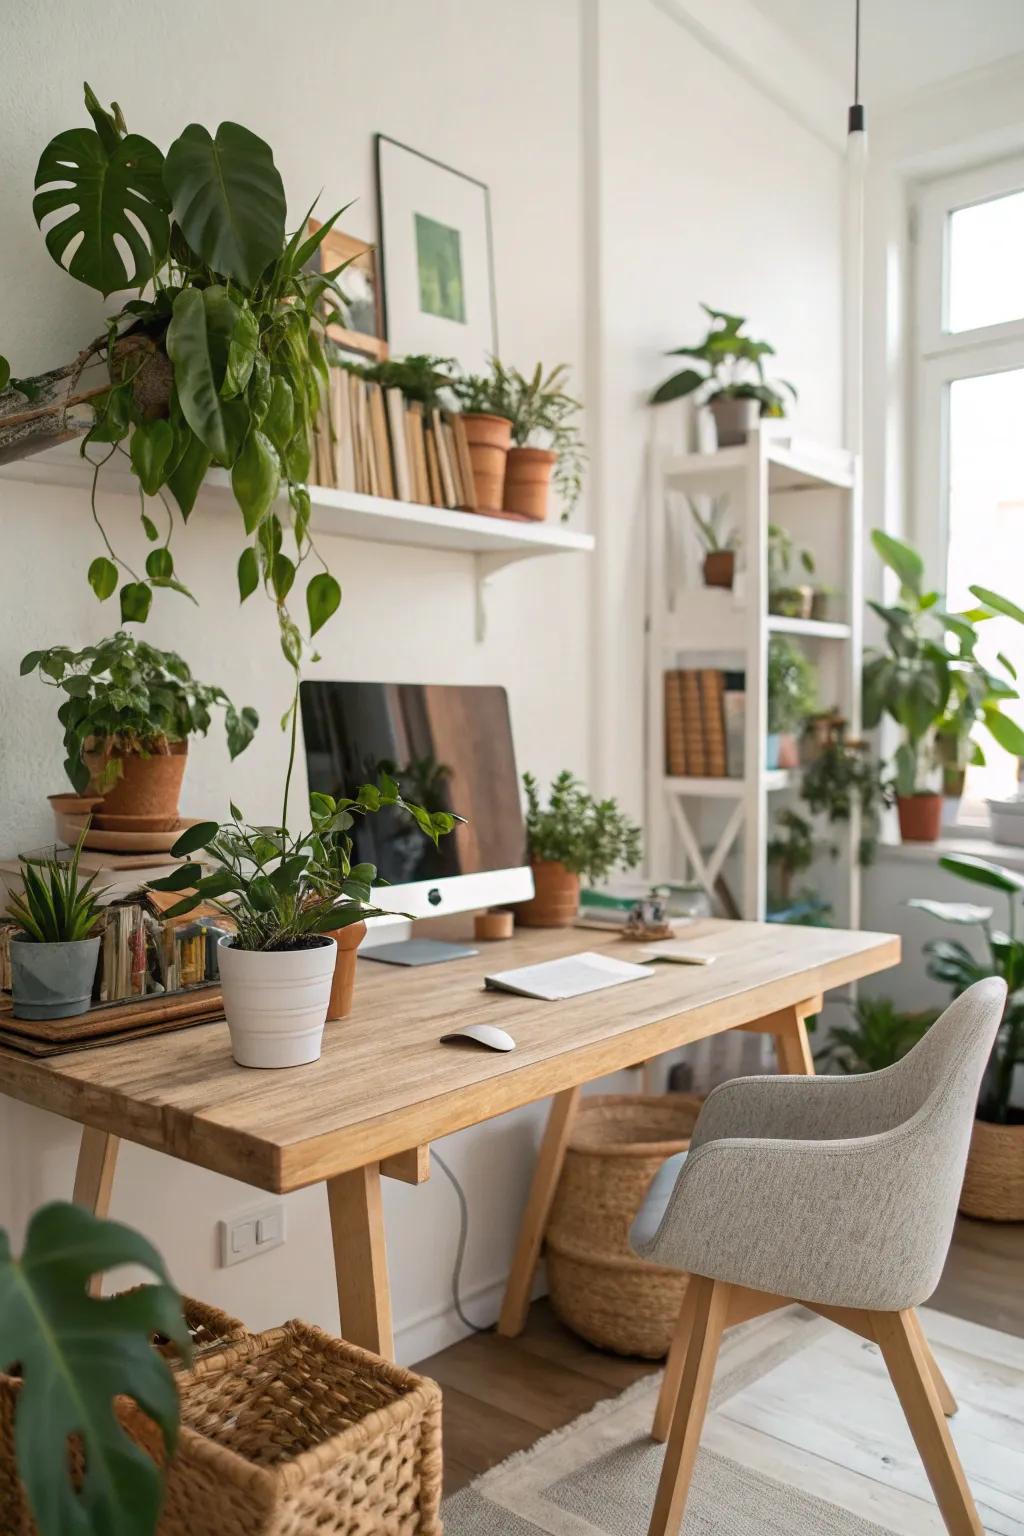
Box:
[946, 368, 1024, 809]
[948, 189, 1024, 333]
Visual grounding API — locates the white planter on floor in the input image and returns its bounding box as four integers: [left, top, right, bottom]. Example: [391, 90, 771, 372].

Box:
[217, 934, 337, 1068]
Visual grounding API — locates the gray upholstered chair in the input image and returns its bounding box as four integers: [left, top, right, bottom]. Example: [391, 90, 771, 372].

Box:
[630, 975, 1007, 1536]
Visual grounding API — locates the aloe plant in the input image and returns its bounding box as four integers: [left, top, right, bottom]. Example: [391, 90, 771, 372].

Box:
[0, 1201, 189, 1536]
[6, 831, 103, 944]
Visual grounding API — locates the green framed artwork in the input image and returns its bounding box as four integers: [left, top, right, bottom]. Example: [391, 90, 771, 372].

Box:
[375, 135, 497, 372]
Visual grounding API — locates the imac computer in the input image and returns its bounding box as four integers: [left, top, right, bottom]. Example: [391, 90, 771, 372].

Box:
[299, 681, 534, 956]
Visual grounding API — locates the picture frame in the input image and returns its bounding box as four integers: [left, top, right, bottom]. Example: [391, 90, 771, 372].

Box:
[306, 221, 388, 361]
[375, 134, 498, 373]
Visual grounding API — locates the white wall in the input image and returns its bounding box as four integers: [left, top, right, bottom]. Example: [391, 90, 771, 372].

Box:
[0, 0, 849, 1357]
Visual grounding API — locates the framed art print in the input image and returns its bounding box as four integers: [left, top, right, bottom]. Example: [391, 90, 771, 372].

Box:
[306, 221, 388, 361]
[375, 135, 497, 372]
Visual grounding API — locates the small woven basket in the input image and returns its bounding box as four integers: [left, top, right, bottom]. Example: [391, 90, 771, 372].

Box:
[959, 1117, 1024, 1221]
[546, 1093, 702, 1358]
[159, 1320, 443, 1536]
[0, 1294, 246, 1536]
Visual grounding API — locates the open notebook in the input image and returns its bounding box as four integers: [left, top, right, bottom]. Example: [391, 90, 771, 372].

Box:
[484, 951, 654, 1001]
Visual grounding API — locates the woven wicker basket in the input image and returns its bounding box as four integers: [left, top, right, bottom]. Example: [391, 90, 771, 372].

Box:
[546, 1093, 702, 1358]
[0, 1294, 247, 1536]
[158, 1320, 443, 1536]
[959, 1116, 1024, 1221]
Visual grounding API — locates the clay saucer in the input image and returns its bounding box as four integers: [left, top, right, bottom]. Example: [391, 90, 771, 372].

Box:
[91, 812, 181, 833]
[60, 815, 201, 854]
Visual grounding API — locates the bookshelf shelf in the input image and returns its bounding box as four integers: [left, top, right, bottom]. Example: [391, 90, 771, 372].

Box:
[648, 425, 863, 922]
[0, 445, 594, 642]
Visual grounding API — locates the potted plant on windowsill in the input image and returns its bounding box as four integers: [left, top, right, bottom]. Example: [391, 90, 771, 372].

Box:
[767, 635, 816, 770]
[687, 494, 737, 589]
[863, 532, 1024, 843]
[4, 831, 104, 1019]
[768, 523, 815, 620]
[649, 304, 796, 446]
[22, 632, 257, 821]
[909, 851, 1024, 1220]
[149, 777, 458, 1064]
[517, 771, 642, 928]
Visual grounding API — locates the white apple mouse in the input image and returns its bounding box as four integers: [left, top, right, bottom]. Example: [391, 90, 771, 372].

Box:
[440, 1023, 516, 1052]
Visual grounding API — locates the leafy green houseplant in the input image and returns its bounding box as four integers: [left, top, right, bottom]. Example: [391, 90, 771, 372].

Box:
[1, 82, 347, 715]
[863, 531, 1024, 842]
[5, 831, 104, 1019]
[909, 851, 1024, 1219]
[22, 632, 257, 814]
[767, 636, 816, 768]
[815, 995, 937, 1074]
[342, 353, 456, 410]
[518, 771, 642, 928]
[649, 304, 796, 446]
[453, 358, 586, 521]
[766, 808, 814, 905]
[768, 523, 815, 620]
[149, 777, 459, 1065]
[0, 1201, 189, 1536]
[687, 495, 737, 589]
[801, 728, 893, 866]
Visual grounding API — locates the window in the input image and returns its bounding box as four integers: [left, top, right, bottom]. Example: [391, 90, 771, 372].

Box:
[914, 156, 1024, 817]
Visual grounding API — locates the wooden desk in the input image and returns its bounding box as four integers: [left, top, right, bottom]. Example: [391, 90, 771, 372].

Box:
[0, 918, 898, 1358]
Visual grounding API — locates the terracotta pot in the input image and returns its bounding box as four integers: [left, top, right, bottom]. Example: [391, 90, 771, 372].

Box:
[504, 446, 556, 521]
[709, 396, 759, 446]
[702, 550, 735, 589]
[516, 860, 581, 928]
[84, 740, 188, 819]
[322, 920, 367, 1022]
[776, 732, 800, 770]
[959, 1117, 1024, 1221]
[461, 413, 512, 513]
[897, 792, 943, 843]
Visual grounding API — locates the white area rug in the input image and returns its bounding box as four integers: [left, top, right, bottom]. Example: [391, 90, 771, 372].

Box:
[442, 1306, 1024, 1535]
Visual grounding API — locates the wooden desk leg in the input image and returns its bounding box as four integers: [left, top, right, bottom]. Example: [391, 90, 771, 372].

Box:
[327, 1163, 394, 1360]
[771, 1000, 817, 1075]
[498, 1085, 581, 1339]
[72, 1127, 120, 1297]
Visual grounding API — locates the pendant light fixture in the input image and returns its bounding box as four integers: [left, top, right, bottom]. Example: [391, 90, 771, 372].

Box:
[844, 0, 867, 455]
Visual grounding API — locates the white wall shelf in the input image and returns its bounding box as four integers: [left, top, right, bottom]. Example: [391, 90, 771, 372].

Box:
[647, 425, 863, 922]
[0, 443, 594, 642]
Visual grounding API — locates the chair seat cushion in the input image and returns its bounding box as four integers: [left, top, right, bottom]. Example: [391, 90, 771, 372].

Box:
[629, 1150, 687, 1253]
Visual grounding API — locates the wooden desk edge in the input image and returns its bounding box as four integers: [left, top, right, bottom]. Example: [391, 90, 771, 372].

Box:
[0, 935, 900, 1194]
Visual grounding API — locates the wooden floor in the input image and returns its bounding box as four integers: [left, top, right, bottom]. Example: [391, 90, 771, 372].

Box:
[415, 1217, 1024, 1497]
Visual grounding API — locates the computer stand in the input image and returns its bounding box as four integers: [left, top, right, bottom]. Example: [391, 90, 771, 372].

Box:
[358, 938, 479, 967]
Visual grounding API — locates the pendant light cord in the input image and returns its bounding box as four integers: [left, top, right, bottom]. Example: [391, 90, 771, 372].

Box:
[848, 0, 865, 135]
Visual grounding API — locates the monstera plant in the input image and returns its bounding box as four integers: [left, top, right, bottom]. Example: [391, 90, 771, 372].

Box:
[0, 83, 348, 699]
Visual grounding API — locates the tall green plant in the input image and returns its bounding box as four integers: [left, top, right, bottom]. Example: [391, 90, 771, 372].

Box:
[650, 304, 796, 417]
[0, 1201, 189, 1536]
[523, 771, 641, 883]
[815, 995, 936, 1074]
[909, 852, 1024, 1123]
[863, 531, 1024, 795]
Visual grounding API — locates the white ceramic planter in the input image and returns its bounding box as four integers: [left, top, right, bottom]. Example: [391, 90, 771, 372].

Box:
[217, 935, 337, 1069]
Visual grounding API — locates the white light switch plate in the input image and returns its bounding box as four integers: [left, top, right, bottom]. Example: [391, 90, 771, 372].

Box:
[219, 1201, 286, 1267]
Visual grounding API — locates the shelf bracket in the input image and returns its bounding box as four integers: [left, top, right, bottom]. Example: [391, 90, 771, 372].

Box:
[473, 552, 520, 642]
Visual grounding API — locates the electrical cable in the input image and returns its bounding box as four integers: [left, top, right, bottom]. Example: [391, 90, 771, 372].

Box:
[432, 1148, 491, 1334]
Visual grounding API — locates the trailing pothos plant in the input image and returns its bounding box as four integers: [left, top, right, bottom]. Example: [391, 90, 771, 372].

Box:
[7, 83, 349, 707]
[148, 775, 461, 951]
[21, 632, 257, 793]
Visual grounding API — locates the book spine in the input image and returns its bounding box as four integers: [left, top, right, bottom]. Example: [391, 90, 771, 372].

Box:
[680, 670, 707, 777]
[424, 417, 443, 506]
[432, 408, 457, 507]
[452, 415, 478, 511]
[700, 669, 727, 777]
[664, 669, 687, 776]
[723, 682, 746, 779]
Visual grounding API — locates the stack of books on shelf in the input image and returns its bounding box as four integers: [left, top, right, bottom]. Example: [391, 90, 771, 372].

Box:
[312, 367, 478, 511]
[664, 668, 745, 779]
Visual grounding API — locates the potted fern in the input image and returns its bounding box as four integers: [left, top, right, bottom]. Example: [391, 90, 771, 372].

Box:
[5, 832, 104, 1019]
[649, 304, 796, 445]
[518, 771, 642, 928]
[501, 361, 586, 522]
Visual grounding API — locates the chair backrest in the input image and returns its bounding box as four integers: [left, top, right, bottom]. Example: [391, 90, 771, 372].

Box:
[881, 974, 1006, 1129]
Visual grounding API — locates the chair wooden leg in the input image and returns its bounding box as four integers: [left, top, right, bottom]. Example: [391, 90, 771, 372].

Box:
[647, 1277, 730, 1536]
[871, 1309, 983, 1536]
[652, 1280, 699, 1442]
[907, 1308, 958, 1417]
[498, 1086, 581, 1338]
[73, 1127, 120, 1298]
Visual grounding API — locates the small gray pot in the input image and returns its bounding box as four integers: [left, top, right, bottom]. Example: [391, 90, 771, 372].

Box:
[709, 396, 760, 446]
[10, 933, 101, 1020]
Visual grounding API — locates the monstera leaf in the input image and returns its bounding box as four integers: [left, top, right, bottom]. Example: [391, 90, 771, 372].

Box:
[163, 122, 286, 287]
[0, 1202, 189, 1536]
[32, 85, 169, 296]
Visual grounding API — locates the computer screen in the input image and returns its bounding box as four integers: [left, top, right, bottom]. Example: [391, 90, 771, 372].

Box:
[299, 681, 529, 912]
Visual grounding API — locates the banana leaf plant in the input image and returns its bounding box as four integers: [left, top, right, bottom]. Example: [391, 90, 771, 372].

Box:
[909, 851, 1024, 1123]
[863, 531, 1024, 796]
[649, 303, 796, 417]
[0, 1201, 190, 1536]
[2, 82, 350, 703]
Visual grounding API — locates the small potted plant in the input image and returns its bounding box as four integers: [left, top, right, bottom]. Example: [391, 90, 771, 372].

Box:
[501, 361, 586, 523]
[814, 994, 937, 1073]
[767, 636, 816, 769]
[149, 776, 458, 1065]
[5, 831, 104, 1019]
[23, 632, 257, 821]
[800, 727, 893, 866]
[451, 362, 517, 513]
[863, 533, 1024, 843]
[687, 495, 737, 588]
[909, 851, 1024, 1220]
[517, 771, 642, 928]
[768, 524, 816, 619]
[766, 808, 814, 906]
[649, 304, 796, 446]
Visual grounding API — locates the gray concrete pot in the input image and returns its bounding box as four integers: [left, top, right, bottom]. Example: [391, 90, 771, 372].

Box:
[709, 396, 760, 446]
[10, 933, 101, 1020]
